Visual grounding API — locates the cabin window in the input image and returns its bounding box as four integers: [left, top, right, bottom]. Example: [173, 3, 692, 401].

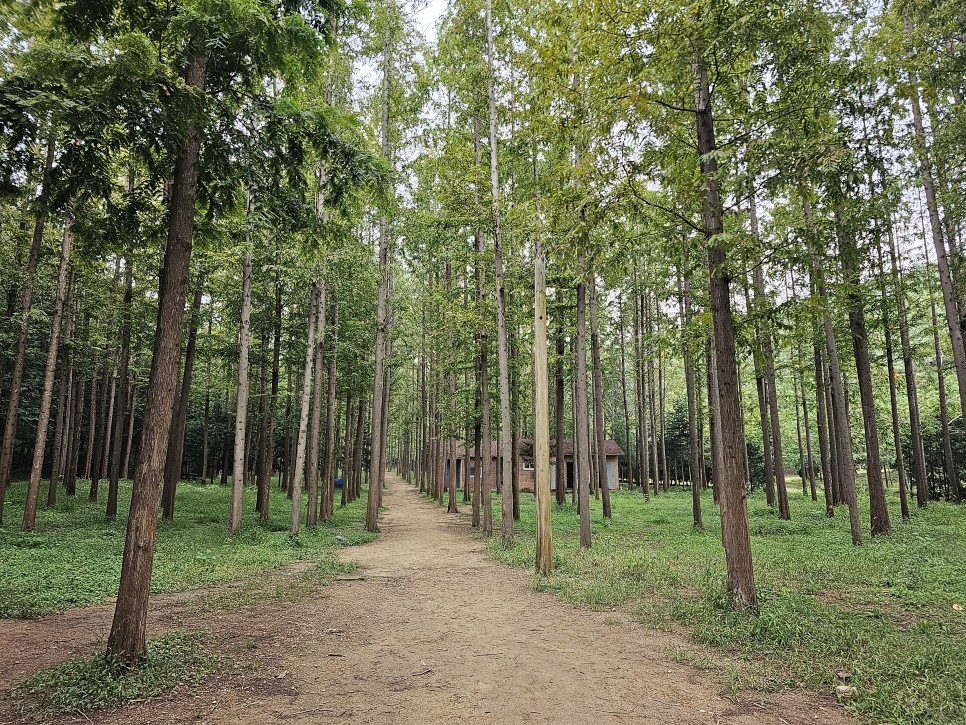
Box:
[523, 458, 535, 470]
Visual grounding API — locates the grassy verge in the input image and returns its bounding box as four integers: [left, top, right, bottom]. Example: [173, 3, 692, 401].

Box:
[484, 479, 966, 725]
[0, 479, 376, 618]
[11, 630, 218, 720]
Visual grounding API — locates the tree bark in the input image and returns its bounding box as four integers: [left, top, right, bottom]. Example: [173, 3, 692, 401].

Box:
[291, 283, 320, 535]
[229, 251, 253, 534]
[107, 50, 207, 663]
[534, 234, 553, 574]
[107, 258, 135, 519]
[694, 54, 757, 608]
[161, 283, 202, 519]
[23, 202, 74, 530]
[575, 258, 592, 549]
[306, 283, 327, 527]
[321, 296, 338, 522]
[590, 279, 611, 518]
[0, 138, 55, 523]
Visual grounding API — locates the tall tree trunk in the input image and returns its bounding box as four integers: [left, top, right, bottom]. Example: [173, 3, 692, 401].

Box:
[257, 259, 282, 520]
[575, 258, 592, 549]
[107, 259, 135, 518]
[65, 378, 86, 496]
[554, 323, 566, 504]
[321, 296, 338, 522]
[121, 378, 136, 481]
[23, 203, 74, 530]
[680, 264, 703, 530]
[306, 283, 327, 527]
[838, 214, 890, 535]
[484, 0, 513, 544]
[534, 231, 553, 574]
[804, 196, 861, 542]
[47, 346, 72, 507]
[161, 284, 202, 519]
[291, 283, 320, 534]
[0, 138, 55, 523]
[694, 54, 757, 608]
[229, 252, 253, 534]
[617, 294, 633, 491]
[107, 50, 208, 664]
[906, 19, 966, 460]
[342, 397, 353, 508]
[875, 243, 911, 521]
[590, 279, 611, 518]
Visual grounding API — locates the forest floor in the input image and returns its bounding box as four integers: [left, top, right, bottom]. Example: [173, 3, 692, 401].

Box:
[1, 473, 853, 724]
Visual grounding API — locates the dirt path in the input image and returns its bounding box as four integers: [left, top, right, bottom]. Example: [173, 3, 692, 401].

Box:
[1, 474, 853, 724]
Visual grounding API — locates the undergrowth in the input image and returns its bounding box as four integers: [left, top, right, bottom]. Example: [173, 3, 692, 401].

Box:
[0, 479, 376, 617]
[11, 630, 218, 719]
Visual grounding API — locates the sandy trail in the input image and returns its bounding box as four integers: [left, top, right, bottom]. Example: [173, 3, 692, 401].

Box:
[203, 473, 851, 725]
[0, 474, 853, 724]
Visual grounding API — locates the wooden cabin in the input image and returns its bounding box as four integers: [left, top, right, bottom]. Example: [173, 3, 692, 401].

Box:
[443, 438, 624, 493]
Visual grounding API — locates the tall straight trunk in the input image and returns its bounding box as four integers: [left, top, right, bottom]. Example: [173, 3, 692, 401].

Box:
[481, 332, 493, 536]
[658, 345, 669, 491]
[89, 353, 112, 500]
[84, 373, 97, 484]
[291, 284, 320, 534]
[447, 264, 460, 514]
[590, 279, 611, 518]
[342, 397, 353, 508]
[646, 294, 659, 497]
[554, 325, 566, 504]
[534, 232, 553, 574]
[253, 326, 268, 509]
[906, 19, 966, 454]
[47, 353, 72, 507]
[365, 23, 393, 532]
[281, 368, 293, 492]
[121, 378, 136, 481]
[804, 197, 861, 543]
[229, 252, 253, 534]
[23, 203, 74, 530]
[484, 0, 513, 544]
[100, 374, 118, 481]
[925, 236, 959, 502]
[575, 260, 592, 549]
[886, 229, 929, 508]
[634, 291, 647, 498]
[0, 138, 55, 522]
[617, 295, 633, 491]
[749, 191, 787, 515]
[107, 259, 135, 518]
[258, 261, 282, 519]
[65, 378, 86, 496]
[694, 55, 756, 608]
[162, 284, 202, 519]
[321, 297, 338, 522]
[352, 398, 365, 501]
[306, 284, 327, 527]
[108, 50, 207, 664]
[473, 358, 482, 528]
[838, 217, 890, 535]
[875, 244, 911, 520]
[680, 265, 703, 530]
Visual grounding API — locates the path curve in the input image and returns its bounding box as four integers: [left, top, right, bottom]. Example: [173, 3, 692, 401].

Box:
[204, 473, 852, 725]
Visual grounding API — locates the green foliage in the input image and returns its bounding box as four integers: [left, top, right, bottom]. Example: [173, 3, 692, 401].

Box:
[0, 478, 376, 618]
[488, 484, 966, 725]
[11, 630, 218, 719]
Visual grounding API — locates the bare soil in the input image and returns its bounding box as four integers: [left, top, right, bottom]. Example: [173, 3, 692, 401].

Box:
[0, 473, 854, 724]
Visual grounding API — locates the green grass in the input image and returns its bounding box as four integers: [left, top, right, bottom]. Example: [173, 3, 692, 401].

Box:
[0, 478, 376, 618]
[11, 630, 218, 719]
[483, 478, 966, 725]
